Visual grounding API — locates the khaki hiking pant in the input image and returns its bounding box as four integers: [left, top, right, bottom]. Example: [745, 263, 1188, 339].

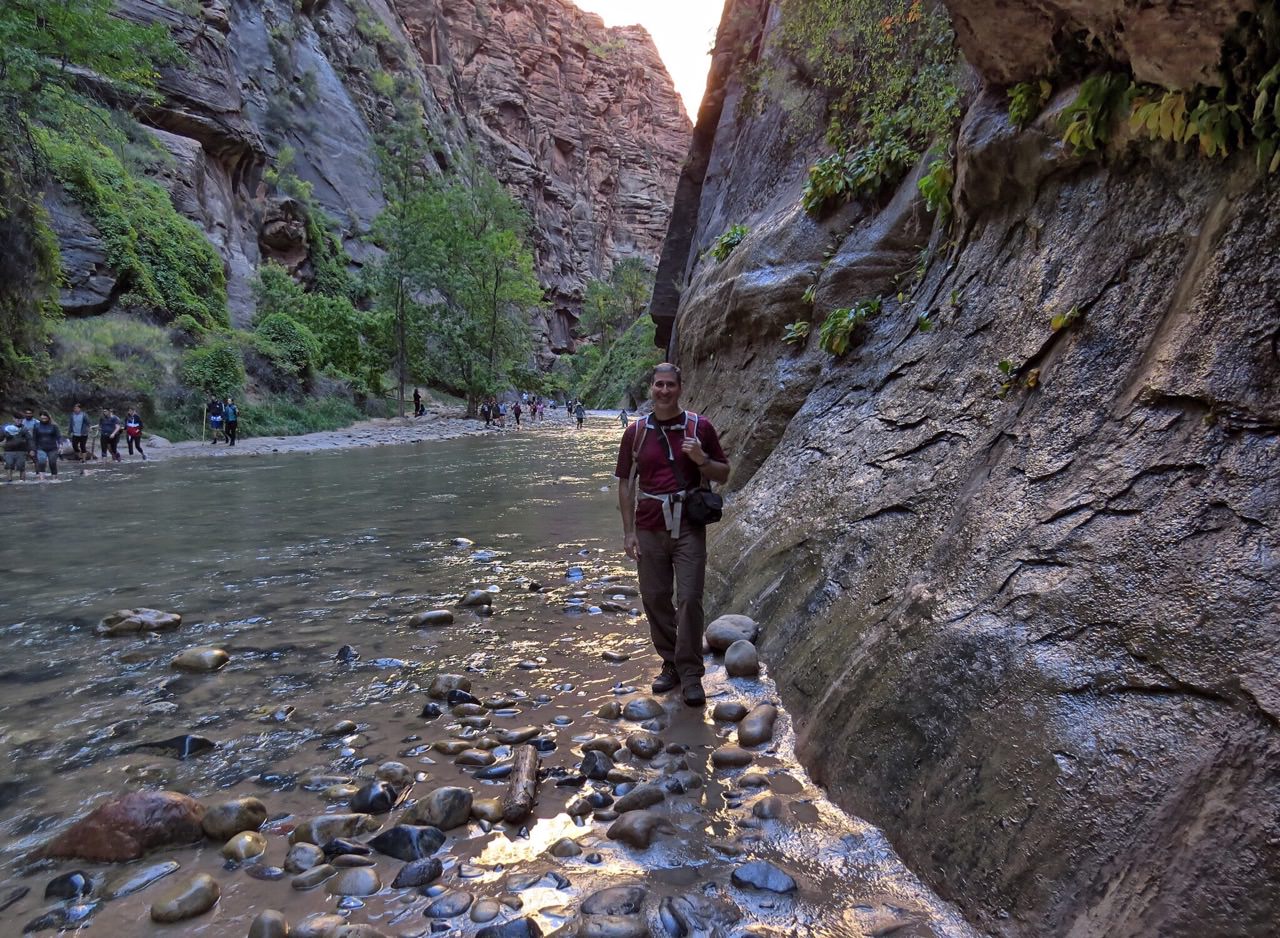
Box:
[637, 523, 707, 685]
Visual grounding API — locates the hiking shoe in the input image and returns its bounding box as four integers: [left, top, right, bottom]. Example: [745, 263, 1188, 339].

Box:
[682, 682, 705, 707]
[651, 667, 679, 694]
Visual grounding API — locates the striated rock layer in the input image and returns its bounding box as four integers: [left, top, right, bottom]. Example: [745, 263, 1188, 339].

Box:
[654, 1, 1280, 935]
[51, 0, 689, 358]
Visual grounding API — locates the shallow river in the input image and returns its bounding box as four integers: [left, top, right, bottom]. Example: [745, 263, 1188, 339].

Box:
[0, 421, 979, 937]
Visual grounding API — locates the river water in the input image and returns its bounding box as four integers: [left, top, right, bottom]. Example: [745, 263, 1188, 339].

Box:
[0, 421, 979, 937]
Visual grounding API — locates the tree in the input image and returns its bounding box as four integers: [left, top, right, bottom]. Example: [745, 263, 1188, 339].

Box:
[578, 256, 653, 348]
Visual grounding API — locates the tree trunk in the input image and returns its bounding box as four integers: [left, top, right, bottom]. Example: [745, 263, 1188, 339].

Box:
[395, 277, 406, 418]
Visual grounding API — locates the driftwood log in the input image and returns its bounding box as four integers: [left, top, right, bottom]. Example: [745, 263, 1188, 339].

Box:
[501, 744, 540, 823]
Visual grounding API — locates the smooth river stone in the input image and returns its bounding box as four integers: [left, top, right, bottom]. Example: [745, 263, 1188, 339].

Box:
[351, 779, 400, 814]
[326, 866, 382, 896]
[548, 837, 582, 857]
[731, 860, 797, 893]
[455, 748, 495, 766]
[495, 726, 541, 744]
[289, 813, 378, 845]
[248, 909, 290, 938]
[427, 674, 472, 698]
[405, 786, 473, 830]
[614, 785, 666, 813]
[724, 639, 760, 677]
[705, 614, 758, 651]
[294, 913, 346, 937]
[425, 890, 474, 917]
[626, 732, 662, 759]
[291, 864, 337, 890]
[202, 796, 267, 840]
[96, 608, 182, 636]
[368, 824, 445, 861]
[391, 857, 443, 888]
[375, 761, 415, 787]
[606, 810, 675, 849]
[582, 884, 647, 916]
[596, 701, 621, 720]
[711, 746, 754, 769]
[102, 860, 180, 899]
[407, 609, 454, 627]
[622, 697, 664, 721]
[579, 915, 648, 938]
[737, 704, 779, 747]
[753, 795, 786, 819]
[712, 701, 748, 723]
[433, 740, 470, 755]
[41, 790, 205, 862]
[458, 590, 494, 607]
[285, 842, 324, 873]
[477, 919, 543, 938]
[471, 797, 504, 822]
[581, 736, 621, 755]
[471, 898, 503, 923]
[582, 750, 613, 780]
[171, 646, 229, 672]
[149, 873, 219, 922]
[221, 830, 267, 860]
[44, 870, 91, 900]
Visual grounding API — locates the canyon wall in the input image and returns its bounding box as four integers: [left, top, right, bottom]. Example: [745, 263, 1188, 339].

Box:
[55, 0, 689, 358]
[655, 0, 1280, 934]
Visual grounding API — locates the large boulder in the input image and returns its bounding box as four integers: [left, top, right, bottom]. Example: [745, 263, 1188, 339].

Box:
[42, 791, 206, 862]
[705, 615, 758, 651]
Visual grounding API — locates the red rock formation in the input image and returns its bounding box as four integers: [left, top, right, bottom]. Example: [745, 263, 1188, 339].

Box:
[41, 791, 206, 863]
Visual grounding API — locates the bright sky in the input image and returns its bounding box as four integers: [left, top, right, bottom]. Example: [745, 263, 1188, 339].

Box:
[572, 0, 722, 117]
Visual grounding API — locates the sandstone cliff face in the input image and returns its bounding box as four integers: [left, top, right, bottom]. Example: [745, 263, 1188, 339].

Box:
[52, 0, 688, 356]
[655, 1, 1280, 934]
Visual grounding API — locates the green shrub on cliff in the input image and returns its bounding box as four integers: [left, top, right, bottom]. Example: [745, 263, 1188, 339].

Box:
[255, 312, 321, 378]
[818, 296, 882, 356]
[709, 225, 749, 262]
[1008, 80, 1053, 129]
[181, 341, 245, 399]
[37, 127, 228, 329]
[576, 316, 663, 408]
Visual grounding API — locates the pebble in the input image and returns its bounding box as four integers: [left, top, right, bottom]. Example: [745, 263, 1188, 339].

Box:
[597, 701, 621, 719]
[582, 884, 647, 915]
[290, 813, 379, 845]
[472, 797, 504, 822]
[392, 856, 443, 888]
[376, 761, 415, 787]
[549, 837, 582, 857]
[738, 704, 779, 747]
[149, 873, 219, 922]
[248, 909, 290, 938]
[221, 830, 267, 860]
[246, 865, 286, 881]
[724, 639, 760, 677]
[102, 860, 180, 899]
[625, 731, 662, 759]
[476, 919, 543, 938]
[731, 860, 797, 893]
[326, 866, 382, 896]
[322, 838, 371, 858]
[170, 646, 229, 672]
[738, 772, 770, 789]
[602, 650, 630, 663]
[622, 697, 664, 721]
[22, 902, 100, 934]
[408, 609, 455, 627]
[614, 784, 666, 813]
[291, 864, 337, 890]
[752, 796, 786, 819]
[294, 912, 347, 937]
[711, 745, 754, 768]
[459, 590, 494, 607]
[471, 897, 503, 922]
[285, 842, 324, 872]
[606, 810, 675, 849]
[455, 748, 496, 766]
[582, 750, 614, 780]
[368, 824, 445, 861]
[333, 854, 376, 868]
[44, 870, 92, 900]
[351, 779, 400, 814]
[425, 890, 475, 917]
[427, 674, 471, 698]
[406, 786, 473, 830]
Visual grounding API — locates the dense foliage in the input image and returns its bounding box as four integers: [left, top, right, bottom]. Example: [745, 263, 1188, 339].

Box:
[568, 258, 660, 407]
[775, 0, 960, 216]
[575, 315, 663, 409]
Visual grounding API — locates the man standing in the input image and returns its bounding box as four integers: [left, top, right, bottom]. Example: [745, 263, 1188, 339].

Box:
[615, 363, 730, 706]
[68, 404, 90, 462]
[4, 417, 30, 482]
[574, 401, 586, 429]
[31, 412, 62, 477]
[99, 409, 122, 462]
[224, 398, 239, 446]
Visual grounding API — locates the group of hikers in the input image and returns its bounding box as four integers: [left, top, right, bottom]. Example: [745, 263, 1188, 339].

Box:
[476, 393, 556, 429]
[205, 397, 240, 445]
[3, 404, 148, 481]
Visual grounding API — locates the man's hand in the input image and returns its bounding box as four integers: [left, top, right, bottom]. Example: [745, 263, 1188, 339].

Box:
[681, 437, 707, 465]
[624, 532, 640, 560]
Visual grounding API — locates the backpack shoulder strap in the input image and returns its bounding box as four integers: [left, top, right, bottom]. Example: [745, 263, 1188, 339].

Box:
[628, 417, 650, 483]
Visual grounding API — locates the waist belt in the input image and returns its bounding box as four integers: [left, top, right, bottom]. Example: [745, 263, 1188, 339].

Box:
[640, 490, 686, 538]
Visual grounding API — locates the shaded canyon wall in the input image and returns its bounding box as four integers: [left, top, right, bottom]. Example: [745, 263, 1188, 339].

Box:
[654, 0, 1280, 934]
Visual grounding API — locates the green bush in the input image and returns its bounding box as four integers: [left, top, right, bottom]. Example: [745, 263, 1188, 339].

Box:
[917, 154, 954, 217]
[35, 127, 228, 328]
[181, 341, 245, 398]
[1060, 73, 1135, 154]
[818, 296, 882, 355]
[709, 225, 749, 262]
[1009, 79, 1052, 129]
[802, 136, 917, 216]
[255, 312, 320, 377]
[782, 321, 811, 345]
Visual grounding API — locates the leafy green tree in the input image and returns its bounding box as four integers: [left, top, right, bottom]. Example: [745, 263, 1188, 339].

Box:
[579, 257, 652, 347]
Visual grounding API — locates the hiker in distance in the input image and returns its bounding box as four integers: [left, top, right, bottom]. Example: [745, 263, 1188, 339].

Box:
[615, 362, 729, 707]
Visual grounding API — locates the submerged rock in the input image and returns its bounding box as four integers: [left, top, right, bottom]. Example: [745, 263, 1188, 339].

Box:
[289, 813, 379, 845]
[202, 795, 267, 840]
[582, 884, 647, 915]
[248, 909, 290, 938]
[41, 790, 205, 862]
[102, 860, 179, 899]
[712, 701, 749, 722]
[622, 697, 664, 721]
[405, 786, 473, 830]
[391, 857, 443, 888]
[367, 824, 445, 861]
[149, 872, 219, 922]
[171, 646, 229, 672]
[424, 890, 474, 917]
[326, 866, 382, 897]
[427, 674, 471, 698]
[350, 779, 400, 815]
[731, 860, 796, 893]
[407, 609, 454, 627]
[476, 919, 542, 938]
[221, 830, 267, 860]
[737, 704, 778, 747]
[606, 810, 675, 849]
[44, 870, 92, 901]
[96, 608, 182, 636]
